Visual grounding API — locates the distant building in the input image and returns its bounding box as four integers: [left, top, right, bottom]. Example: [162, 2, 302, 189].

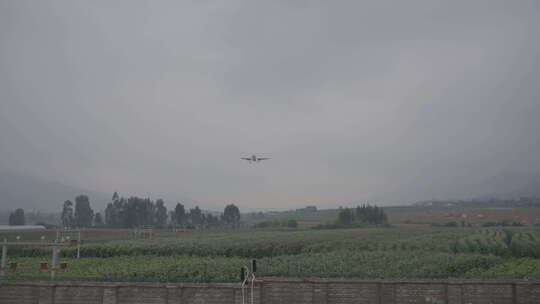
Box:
[0, 225, 46, 230]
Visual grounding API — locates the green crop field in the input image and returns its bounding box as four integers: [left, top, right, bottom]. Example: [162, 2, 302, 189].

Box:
[2, 225, 540, 283]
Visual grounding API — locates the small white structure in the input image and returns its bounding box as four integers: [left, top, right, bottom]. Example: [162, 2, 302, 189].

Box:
[0, 225, 46, 230]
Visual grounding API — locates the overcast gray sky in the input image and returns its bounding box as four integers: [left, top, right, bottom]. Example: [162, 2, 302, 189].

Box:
[1, 0, 539, 210]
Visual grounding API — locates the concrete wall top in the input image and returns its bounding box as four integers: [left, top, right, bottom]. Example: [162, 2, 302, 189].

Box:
[2, 278, 540, 288]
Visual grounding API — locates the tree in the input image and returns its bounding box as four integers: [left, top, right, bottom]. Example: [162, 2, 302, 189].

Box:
[140, 198, 155, 226]
[105, 195, 162, 228]
[204, 213, 221, 229]
[173, 203, 186, 228]
[112, 191, 119, 202]
[189, 206, 203, 229]
[354, 204, 387, 225]
[105, 203, 115, 227]
[9, 208, 25, 225]
[222, 204, 241, 228]
[94, 212, 104, 227]
[74, 195, 94, 227]
[61, 200, 74, 228]
[155, 199, 168, 228]
[377, 206, 388, 224]
[105, 196, 127, 227]
[337, 208, 353, 225]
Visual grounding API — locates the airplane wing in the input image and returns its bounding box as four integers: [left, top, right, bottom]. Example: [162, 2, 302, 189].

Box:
[241, 158, 251, 161]
[258, 158, 271, 160]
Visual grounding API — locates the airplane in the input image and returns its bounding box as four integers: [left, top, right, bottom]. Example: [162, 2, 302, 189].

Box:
[241, 155, 271, 163]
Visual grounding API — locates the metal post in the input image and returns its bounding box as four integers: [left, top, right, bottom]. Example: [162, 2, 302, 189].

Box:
[77, 231, 81, 259]
[51, 246, 58, 280]
[1, 239, 7, 278]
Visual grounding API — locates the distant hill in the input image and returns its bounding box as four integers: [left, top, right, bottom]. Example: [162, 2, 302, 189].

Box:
[0, 169, 109, 212]
[0, 168, 211, 216]
[414, 197, 540, 208]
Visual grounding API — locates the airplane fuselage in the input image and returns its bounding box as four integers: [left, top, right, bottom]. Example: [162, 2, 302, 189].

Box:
[241, 155, 270, 163]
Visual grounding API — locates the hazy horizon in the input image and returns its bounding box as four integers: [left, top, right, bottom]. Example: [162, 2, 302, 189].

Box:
[1, 1, 539, 212]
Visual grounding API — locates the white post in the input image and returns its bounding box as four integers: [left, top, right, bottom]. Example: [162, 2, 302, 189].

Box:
[51, 246, 58, 280]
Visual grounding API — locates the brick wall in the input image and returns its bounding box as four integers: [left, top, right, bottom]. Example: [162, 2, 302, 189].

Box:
[1, 279, 539, 304]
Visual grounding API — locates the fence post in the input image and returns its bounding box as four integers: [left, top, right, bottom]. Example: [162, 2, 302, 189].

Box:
[51, 246, 58, 280]
[77, 231, 81, 259]
[1, 239, 7, 278]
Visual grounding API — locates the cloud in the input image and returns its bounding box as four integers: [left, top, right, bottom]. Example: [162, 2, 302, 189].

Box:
[1, 0, 539, 210]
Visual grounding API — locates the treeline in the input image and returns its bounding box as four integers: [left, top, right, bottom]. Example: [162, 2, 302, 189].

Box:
[171, 203, 241, 229]
[61, 195, 96, 228]
[58, 192, 242, 229]
[8, 208, 25, 225]
[4, 209, 60, 227]
[335, 204, 388, 226]
[4, 192, 242, 229]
